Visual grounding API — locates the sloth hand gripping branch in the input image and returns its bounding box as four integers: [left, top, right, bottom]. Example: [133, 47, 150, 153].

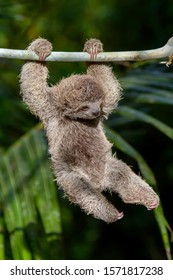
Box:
[20, 38, 159, 223]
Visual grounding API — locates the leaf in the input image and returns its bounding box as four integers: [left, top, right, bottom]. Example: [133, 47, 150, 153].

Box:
[0, 210, 5, 260]
[0, 125, 63, 260]
[116, 106, 173, 140]
[154, 206, 173, 260]
[122, 72, 173, 91]
[105, 126, 156, 185]
[131, 93, 173, 105]
[105, 126, 172, 260]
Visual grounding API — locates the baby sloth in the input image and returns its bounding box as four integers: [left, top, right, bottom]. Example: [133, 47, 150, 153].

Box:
[20, 38, 159, 223]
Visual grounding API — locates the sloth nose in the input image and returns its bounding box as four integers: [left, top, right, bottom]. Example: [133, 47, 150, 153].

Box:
[92, 108, 100, 117]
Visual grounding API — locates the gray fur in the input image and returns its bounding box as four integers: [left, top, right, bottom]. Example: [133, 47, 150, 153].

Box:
[20, 38, 159, 223]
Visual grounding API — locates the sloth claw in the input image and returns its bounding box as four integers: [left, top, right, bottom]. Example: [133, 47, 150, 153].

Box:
[117, 211, 124, 220]
[147, 200, 159, 210]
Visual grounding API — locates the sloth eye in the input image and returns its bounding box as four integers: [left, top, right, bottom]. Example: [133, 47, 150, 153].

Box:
[81, 105, 89, 111]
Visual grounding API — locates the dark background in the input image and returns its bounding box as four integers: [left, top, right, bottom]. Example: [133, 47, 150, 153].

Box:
[0, 0, 173, 260]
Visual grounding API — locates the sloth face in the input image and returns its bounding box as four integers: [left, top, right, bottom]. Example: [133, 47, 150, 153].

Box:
[63, 99, 103, 120]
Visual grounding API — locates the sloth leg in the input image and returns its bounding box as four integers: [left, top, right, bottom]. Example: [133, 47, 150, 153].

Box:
[104, 157, 159, 210]
[57, 170, 123, 223]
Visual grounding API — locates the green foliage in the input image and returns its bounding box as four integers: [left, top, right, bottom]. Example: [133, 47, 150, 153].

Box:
[106, 64, 173, 259]
[0, 0, 173, 260]
[105, 127, 171, 260]
[0, 125, 63, 259]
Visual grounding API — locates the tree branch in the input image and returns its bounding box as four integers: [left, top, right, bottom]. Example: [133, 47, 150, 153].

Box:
[0, 37, 173, 63]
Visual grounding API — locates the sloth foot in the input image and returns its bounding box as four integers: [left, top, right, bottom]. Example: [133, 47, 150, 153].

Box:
[147, 200, 159, 210]
[28, 38, 52, 61]
[83, 38, 103, 60]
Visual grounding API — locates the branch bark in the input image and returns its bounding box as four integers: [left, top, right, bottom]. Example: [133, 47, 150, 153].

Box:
[0, 37, 173, 62]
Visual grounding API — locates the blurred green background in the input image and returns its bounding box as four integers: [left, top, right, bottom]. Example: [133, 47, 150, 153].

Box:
[0, 0, 173, 260]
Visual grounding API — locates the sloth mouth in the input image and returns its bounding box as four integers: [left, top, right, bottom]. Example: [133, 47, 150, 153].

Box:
[65, 115, 100, 127]
[65, 112, 101, 120]
[81, 113, 100, 120]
